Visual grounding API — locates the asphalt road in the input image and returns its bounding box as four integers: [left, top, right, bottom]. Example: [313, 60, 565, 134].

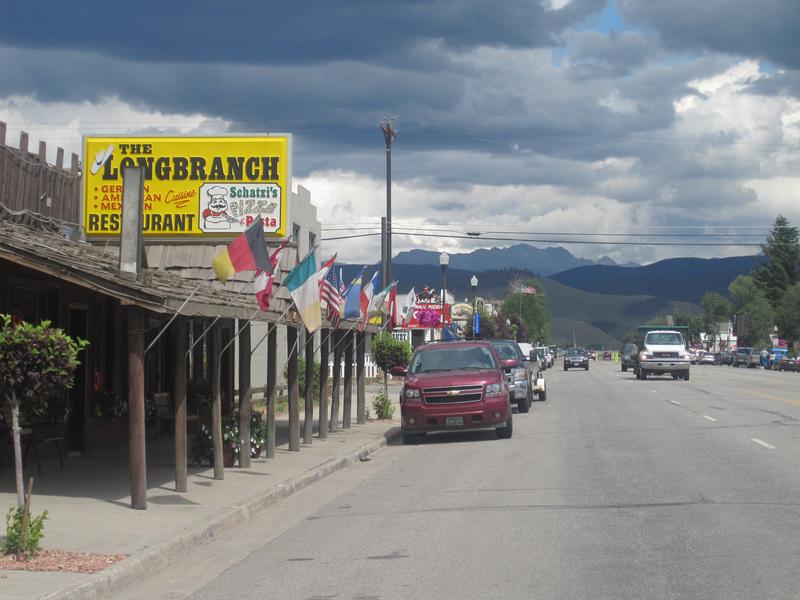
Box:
[127, 359, 800, 600]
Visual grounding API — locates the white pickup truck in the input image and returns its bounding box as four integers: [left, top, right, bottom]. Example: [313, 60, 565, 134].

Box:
[635, 330, 691, 381]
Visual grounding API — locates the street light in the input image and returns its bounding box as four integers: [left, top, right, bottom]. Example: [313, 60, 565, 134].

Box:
[470, 274, 478, 339]
[440, 252, 449, 340]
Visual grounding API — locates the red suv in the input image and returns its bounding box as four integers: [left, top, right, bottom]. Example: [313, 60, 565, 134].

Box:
[391, 340, 513, 444]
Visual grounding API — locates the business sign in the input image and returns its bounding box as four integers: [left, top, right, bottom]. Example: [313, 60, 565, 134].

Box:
[82, 135, 291, 239]
[406, 302, 451, 329]
[473, 312, 480, 335]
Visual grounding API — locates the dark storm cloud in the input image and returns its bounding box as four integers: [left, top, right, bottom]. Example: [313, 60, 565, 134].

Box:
[619, 0, 800, 70]
[1, 0, 605, 65]
[563, 30, 663, 78]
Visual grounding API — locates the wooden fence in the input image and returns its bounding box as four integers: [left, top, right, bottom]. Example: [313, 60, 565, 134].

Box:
[0, 121, 81, 225]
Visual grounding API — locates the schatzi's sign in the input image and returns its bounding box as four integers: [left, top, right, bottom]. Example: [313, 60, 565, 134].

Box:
[82, 135, 291, 239]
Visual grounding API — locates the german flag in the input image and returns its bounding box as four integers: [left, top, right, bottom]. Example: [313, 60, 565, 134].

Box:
[212, 218, 271, 282]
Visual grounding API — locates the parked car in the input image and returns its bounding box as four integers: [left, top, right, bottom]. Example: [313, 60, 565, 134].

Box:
[602, 351, 612, 360]
[393, 340, 513, 444]
[621, 343, 637, 372]
[777, 355, 798, 372]
[698, 352, 715, 365]
[519, 343, 547, 401]
[714, 351, 734, 366]
[564, 347, 589, 371]
[532, 346, 549, 370]
[489, 339, 536, 413]
[733, 347, 753, 367]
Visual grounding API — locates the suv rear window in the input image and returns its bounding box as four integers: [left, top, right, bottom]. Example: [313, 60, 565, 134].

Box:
[410, 346, 498, 374]
[623, 343, 637, 354]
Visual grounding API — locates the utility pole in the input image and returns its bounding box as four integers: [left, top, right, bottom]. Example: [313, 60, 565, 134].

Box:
[380, 119, 396, 291]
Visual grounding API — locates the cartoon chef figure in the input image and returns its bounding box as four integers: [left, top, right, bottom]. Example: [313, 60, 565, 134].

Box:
[202, 186, 238, 230]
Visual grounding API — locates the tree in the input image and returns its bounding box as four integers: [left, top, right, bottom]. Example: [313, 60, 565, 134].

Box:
[464, 307, 498, 339]
[775, 282, 800, 349]
[0, 316, 87, 507]
[372, 332, 412, 401]
[501, 278, 550, 343]
[753, 215, 800, 309]
[700, 292, 732, 350]
[729, 276, 775, 347]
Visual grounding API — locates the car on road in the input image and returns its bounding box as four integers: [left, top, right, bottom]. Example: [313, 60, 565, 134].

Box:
[518, 342, 547, 401]
[733, 347, 753, 367]
[489, 339, 536, 413]
[564, 347, 589, 371]
[588, 350, 597, 360]
[621, 343, 637, 372]
[714, 351, 734, 366]
[532, 346, 549, 370]
[698, 351, 715, 365]
[777, 355, 798, 372]
[602, 351, 612, 360]
[392, 340, 513, 444]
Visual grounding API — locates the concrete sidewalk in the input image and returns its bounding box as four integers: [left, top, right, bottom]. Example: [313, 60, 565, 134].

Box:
[0, 383, 403, 600]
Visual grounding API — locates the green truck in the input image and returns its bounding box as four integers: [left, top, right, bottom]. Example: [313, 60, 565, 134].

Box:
[633, 325, 691, 381]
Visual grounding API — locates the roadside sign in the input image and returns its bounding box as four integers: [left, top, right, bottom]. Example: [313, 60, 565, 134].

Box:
[82, 135, 291, 240]
[474, 312, 480, 335]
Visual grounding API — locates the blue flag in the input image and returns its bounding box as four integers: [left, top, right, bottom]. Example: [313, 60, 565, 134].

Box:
[342, 267, 366, 320]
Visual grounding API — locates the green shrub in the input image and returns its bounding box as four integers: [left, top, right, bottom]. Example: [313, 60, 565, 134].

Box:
[372, 394, 395, 420]
[372, 333, 411, 373]
[4, 506, 48, 559]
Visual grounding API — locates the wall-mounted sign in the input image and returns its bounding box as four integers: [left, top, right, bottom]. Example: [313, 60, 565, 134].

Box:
[82, 135, 291, 239]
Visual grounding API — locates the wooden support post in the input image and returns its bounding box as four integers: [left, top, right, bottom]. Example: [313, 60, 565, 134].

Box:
[303, 329, 314, 444]
[38, 141, 46, 162]
[127, 307, 147, 510]
[56, 147, 64, 170]
[238, 321, 252, 468]
[343, 331, 354, 429]
[210, 323, 224, 479]
[330, 330, 341, 433]
[0, 121, 6, 145]
[173, 319, 188, 493]
[266, 325, 277, 459]
[318, 329, 329, 440]
[19, 132, 28, 156]
[287, 326, 300, 451]
[357, 331, 366, 424]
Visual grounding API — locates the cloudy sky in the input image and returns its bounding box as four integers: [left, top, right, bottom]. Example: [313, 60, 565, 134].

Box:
[1, 0, 798, 265]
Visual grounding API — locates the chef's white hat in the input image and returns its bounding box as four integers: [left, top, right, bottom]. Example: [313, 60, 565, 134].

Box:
[207, 185, 228, 198]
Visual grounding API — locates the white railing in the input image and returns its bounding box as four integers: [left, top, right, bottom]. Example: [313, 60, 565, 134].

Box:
[328, 352, 380, 379]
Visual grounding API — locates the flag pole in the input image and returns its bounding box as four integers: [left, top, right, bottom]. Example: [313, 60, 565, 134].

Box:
[186, 271, 258, 357]
[145, 271, 214, 356]
[250, 303, 294, 357]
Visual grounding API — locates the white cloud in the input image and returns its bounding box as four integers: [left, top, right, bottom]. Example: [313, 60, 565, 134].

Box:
[0, 95, 229, 164]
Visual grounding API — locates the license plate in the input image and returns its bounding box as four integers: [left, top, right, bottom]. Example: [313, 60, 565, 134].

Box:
[445, 416, 464, 427]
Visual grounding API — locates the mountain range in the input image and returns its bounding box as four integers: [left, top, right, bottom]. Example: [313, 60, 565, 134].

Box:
[340, 246, 762, 347]
[550, 255, 763, 305]
[392, 244, 638, 276]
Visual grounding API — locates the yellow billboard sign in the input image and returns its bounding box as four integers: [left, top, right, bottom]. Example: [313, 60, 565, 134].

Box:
[82, 135, 290, 239]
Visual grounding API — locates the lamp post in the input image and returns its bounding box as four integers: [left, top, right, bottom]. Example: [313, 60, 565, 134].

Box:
[380, 120, 397, 289]
[440, 252, 449, 340]
[470, 274, 478, 339]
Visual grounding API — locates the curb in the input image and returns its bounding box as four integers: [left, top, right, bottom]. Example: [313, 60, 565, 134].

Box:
[42, 426, 401, 600]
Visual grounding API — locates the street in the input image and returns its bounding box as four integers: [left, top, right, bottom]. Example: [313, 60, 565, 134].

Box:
[124, 360, 800, 600]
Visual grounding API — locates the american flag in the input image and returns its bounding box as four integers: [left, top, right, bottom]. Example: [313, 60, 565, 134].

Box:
[321, 262, 343, 327]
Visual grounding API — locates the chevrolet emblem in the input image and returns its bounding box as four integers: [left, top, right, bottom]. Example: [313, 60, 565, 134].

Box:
[446, 390, 460, 396]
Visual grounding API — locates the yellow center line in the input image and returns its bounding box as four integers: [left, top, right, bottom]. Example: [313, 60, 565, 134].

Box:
[743, 389, 800, 407]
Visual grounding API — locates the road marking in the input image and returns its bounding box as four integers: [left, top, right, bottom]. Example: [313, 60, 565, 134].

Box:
[702, 415, 717, 422]
[751, 438, 776, 450]
[744, 389, 800, 408]
[669, 400, 682, 406]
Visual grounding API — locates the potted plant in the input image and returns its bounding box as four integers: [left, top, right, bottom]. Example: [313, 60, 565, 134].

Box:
[249, 410, 266, 458]
[222, 413, 240, 468]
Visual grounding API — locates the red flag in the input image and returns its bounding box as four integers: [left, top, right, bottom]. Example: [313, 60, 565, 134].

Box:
[387, 283, 398, 330]
[254, 238, 290, 311]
